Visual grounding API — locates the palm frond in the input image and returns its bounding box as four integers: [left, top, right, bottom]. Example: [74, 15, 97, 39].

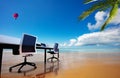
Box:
[116, 0, 120, 4]
[117, 0, 120, 4]
[84, 0, 96, 4]
[79, 1, 110, 20]
[99, 5, 110, 11]
[101, 3, 118, 31]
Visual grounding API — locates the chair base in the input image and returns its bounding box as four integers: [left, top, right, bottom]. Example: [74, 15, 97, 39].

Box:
[9, 55, 37, 73]
[9, 61, 37, 73]
[47, 56, 59, 62]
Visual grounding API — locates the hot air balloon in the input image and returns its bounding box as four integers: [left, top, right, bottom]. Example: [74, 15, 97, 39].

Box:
[13, 13, 19, 20]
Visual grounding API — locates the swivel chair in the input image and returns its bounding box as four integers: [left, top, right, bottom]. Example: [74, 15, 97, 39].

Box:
[47, 43, 59, 62]
[9, 34, 37, 73]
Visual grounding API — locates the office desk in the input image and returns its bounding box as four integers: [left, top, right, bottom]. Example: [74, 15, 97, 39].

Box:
[36, 46, 53, 63]
[0, 43, 53, 75]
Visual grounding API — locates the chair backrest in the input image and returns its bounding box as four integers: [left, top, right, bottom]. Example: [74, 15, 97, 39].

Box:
[53, 43, 59, 52]
[19, 34, 36, 54]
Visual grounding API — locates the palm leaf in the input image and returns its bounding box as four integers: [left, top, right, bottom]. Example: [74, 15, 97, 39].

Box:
[79, 1, 110, 20]
[118, 0, 120, 3]
[84, 0, 95, 4]
[100, 3, 118, 31]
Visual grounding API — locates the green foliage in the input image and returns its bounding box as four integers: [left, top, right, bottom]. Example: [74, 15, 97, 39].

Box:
[79, 0, 120, 31]
[101, 3, 118, 31]
[84, 0, 94, 4]
[79, 1, 110, 20]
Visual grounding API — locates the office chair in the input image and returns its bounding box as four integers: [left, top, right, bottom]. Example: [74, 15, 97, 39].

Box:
[9, 34, 37, 73]
[47, 43, 59, 62]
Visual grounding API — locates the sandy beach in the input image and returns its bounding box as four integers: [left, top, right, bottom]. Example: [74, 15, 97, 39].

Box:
[1, 51, 120, 78]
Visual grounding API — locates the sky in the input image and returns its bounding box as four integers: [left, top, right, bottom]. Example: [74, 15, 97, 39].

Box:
[0, 0, 120, 52]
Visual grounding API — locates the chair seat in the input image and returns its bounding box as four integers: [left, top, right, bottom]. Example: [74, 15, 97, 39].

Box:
[47, 51, 57, 54]
[23, 54, 33, 57]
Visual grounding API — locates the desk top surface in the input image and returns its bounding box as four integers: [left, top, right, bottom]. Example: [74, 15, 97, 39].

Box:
[0, 35, 20, 45]
[0, 35, 53, 49]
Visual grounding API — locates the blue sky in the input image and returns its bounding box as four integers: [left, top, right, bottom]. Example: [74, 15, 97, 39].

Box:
[0, 0, 120, 52]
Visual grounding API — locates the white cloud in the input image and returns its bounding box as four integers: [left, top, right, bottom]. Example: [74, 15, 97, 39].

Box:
[62, 27, 120, 47]
[87, 11, 108, 30]
[60, 43, 67, 47]
[76, 28, 120, 46]
[88, 9, 120, 31]
[68, 39, 76, 46]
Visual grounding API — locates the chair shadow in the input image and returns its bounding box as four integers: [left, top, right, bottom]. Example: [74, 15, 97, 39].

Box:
[32, 60, 59, 78]
[46, 60, 59, 75]
[9, 67, 36, 76]
[9, 60, 59, 78]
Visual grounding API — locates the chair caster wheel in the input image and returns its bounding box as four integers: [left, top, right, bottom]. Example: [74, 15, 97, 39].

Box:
[18, 70, 22, 73]
[34, 66, 37, 69]
[9, 68, 12, 72]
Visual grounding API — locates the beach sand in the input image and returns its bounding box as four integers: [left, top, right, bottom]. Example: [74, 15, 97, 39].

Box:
[1, 51, 120, 78]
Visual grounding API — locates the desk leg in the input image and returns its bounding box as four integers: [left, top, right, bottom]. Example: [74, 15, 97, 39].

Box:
[0, 48, 3, 75]
[44, 49, 47, 64]
[44, 63, 46, 75]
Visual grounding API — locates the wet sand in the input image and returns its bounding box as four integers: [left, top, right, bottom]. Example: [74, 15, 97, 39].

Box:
[1, 51, 120, 78]
[51, 59, 120, 78]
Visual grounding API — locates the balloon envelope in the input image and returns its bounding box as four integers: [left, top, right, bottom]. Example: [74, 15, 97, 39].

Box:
[13, 13, 19, 19]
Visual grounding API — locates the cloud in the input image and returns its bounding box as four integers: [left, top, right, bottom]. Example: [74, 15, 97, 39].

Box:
[60, 39, 76, 47]
[62, 27, 120, 47]
[88, 8, 120, 31]
[60, 42, 67, 47]
[87, 11, 108, 30]
[68, 39, 76, 46]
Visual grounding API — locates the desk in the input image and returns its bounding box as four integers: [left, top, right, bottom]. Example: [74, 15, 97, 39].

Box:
[0, 43, 53, 75]
[36, 46, 53, 63]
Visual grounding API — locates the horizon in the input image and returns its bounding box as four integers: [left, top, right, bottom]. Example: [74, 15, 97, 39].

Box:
[0, 0, 120, 52]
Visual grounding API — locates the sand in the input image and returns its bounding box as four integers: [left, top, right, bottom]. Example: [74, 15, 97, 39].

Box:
[1, 51, 120, 78]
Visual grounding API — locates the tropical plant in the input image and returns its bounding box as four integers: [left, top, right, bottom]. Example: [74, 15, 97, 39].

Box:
[79, 0, 120, 31]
